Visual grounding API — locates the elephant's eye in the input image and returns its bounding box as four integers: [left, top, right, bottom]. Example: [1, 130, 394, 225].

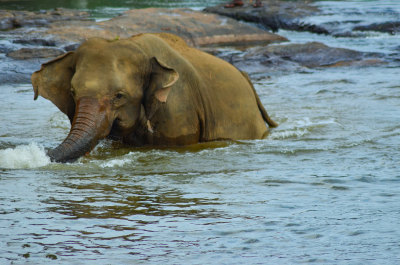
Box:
[115, 93, 124, 99]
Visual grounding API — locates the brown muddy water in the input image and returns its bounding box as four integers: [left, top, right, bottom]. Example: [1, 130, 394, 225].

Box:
[1, 1, 400, 264]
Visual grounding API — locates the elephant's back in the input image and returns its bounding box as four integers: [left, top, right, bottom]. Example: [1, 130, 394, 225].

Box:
[169, 42, 269, 140]
[135, 33, 268, 140]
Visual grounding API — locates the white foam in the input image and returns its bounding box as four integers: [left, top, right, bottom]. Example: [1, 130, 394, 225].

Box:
[99, 157, 131, 168]
[269, 129, 309, 140]
[297, 117, 337, 128]
[268, 117, 337, 140]
[97, 151, 140, 168]
[0, 143, 51, 169]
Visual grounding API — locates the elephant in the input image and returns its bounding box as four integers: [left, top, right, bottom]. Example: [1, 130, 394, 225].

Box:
[32, 33, 277, 163]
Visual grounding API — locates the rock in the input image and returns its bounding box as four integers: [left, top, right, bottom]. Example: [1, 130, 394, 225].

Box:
[0, 8, 92, 30]
[41, 8, 287, 47]
[262, 42, 384, 67]
[0, 10, 14, 30]
[7, 47, 64, 60]
[204, 0, 329, 34]
[13, 8, 92, 28]
[13, 38, 57, 46]
[0, 7, 287, 84]
[218, 42, 386, 74]
[63, 43, 80, 51]
[353, 21, 400, 35]
[205, 1, 400, 37]
[216, 48, 307, 75]
[0, 43, 14, 53]
[0, 56, 45, 84]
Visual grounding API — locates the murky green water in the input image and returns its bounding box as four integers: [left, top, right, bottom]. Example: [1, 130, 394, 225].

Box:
[0, 0, 226, 18]
[1, 1, 400, 264]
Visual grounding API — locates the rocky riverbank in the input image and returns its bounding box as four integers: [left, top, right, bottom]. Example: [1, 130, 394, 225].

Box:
[205, 0, 400, 37]
[0, 7, 286, 83]
[0, 0, 398, 84]
[205, 0, 326, 34]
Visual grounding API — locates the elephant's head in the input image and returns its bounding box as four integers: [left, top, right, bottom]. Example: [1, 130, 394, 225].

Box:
[32, 38, 179, 163]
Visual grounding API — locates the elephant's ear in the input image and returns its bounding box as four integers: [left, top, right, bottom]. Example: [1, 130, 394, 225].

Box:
[31, 52, 76, 122]
[150, 57, 179, 103]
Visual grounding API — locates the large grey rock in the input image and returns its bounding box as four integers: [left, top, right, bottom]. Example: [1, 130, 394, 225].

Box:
[217, 42, 386, 75]
[262, 42, 383, 67]
[41, 8, 287, 47]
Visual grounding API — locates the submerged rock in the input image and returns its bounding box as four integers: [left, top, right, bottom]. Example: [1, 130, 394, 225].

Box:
[13, 38, 57, 46]
[218, 42, 385, 75]
[353, 21, 400, 35]
[261, 42, 384, 68]
[0, 56, 47, 83]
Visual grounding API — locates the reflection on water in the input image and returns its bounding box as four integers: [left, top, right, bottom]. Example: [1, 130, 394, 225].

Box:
[45, 175, 222, 220]
[0, 0, 225, 9]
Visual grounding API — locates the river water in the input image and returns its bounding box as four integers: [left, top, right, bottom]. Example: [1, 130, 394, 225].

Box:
[1, 1, 400, 264]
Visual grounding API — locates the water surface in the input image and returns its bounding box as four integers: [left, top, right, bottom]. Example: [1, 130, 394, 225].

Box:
[1, 1, 400, 264]
[0, 0, 225, 18]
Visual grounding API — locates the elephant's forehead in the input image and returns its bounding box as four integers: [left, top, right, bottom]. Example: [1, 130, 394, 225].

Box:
[71, 70, 126, 96]
[84, 79, 101, 89]
[73, 76, 115, 90]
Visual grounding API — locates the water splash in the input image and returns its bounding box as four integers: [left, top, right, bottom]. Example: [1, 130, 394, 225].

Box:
[0, 143, 51, 169]
[99, 156, 133, 168]
[269, 129, 309, 140]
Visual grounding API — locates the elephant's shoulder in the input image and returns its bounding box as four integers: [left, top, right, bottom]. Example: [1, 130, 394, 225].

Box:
[132, 33, 189, 50]
[152, 33, 189, 48]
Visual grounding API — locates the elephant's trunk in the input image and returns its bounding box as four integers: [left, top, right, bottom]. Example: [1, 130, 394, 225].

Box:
[48, 97, 112, 163]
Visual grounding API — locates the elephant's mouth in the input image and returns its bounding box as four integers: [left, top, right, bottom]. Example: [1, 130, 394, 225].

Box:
[106, 118, 125, 141]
